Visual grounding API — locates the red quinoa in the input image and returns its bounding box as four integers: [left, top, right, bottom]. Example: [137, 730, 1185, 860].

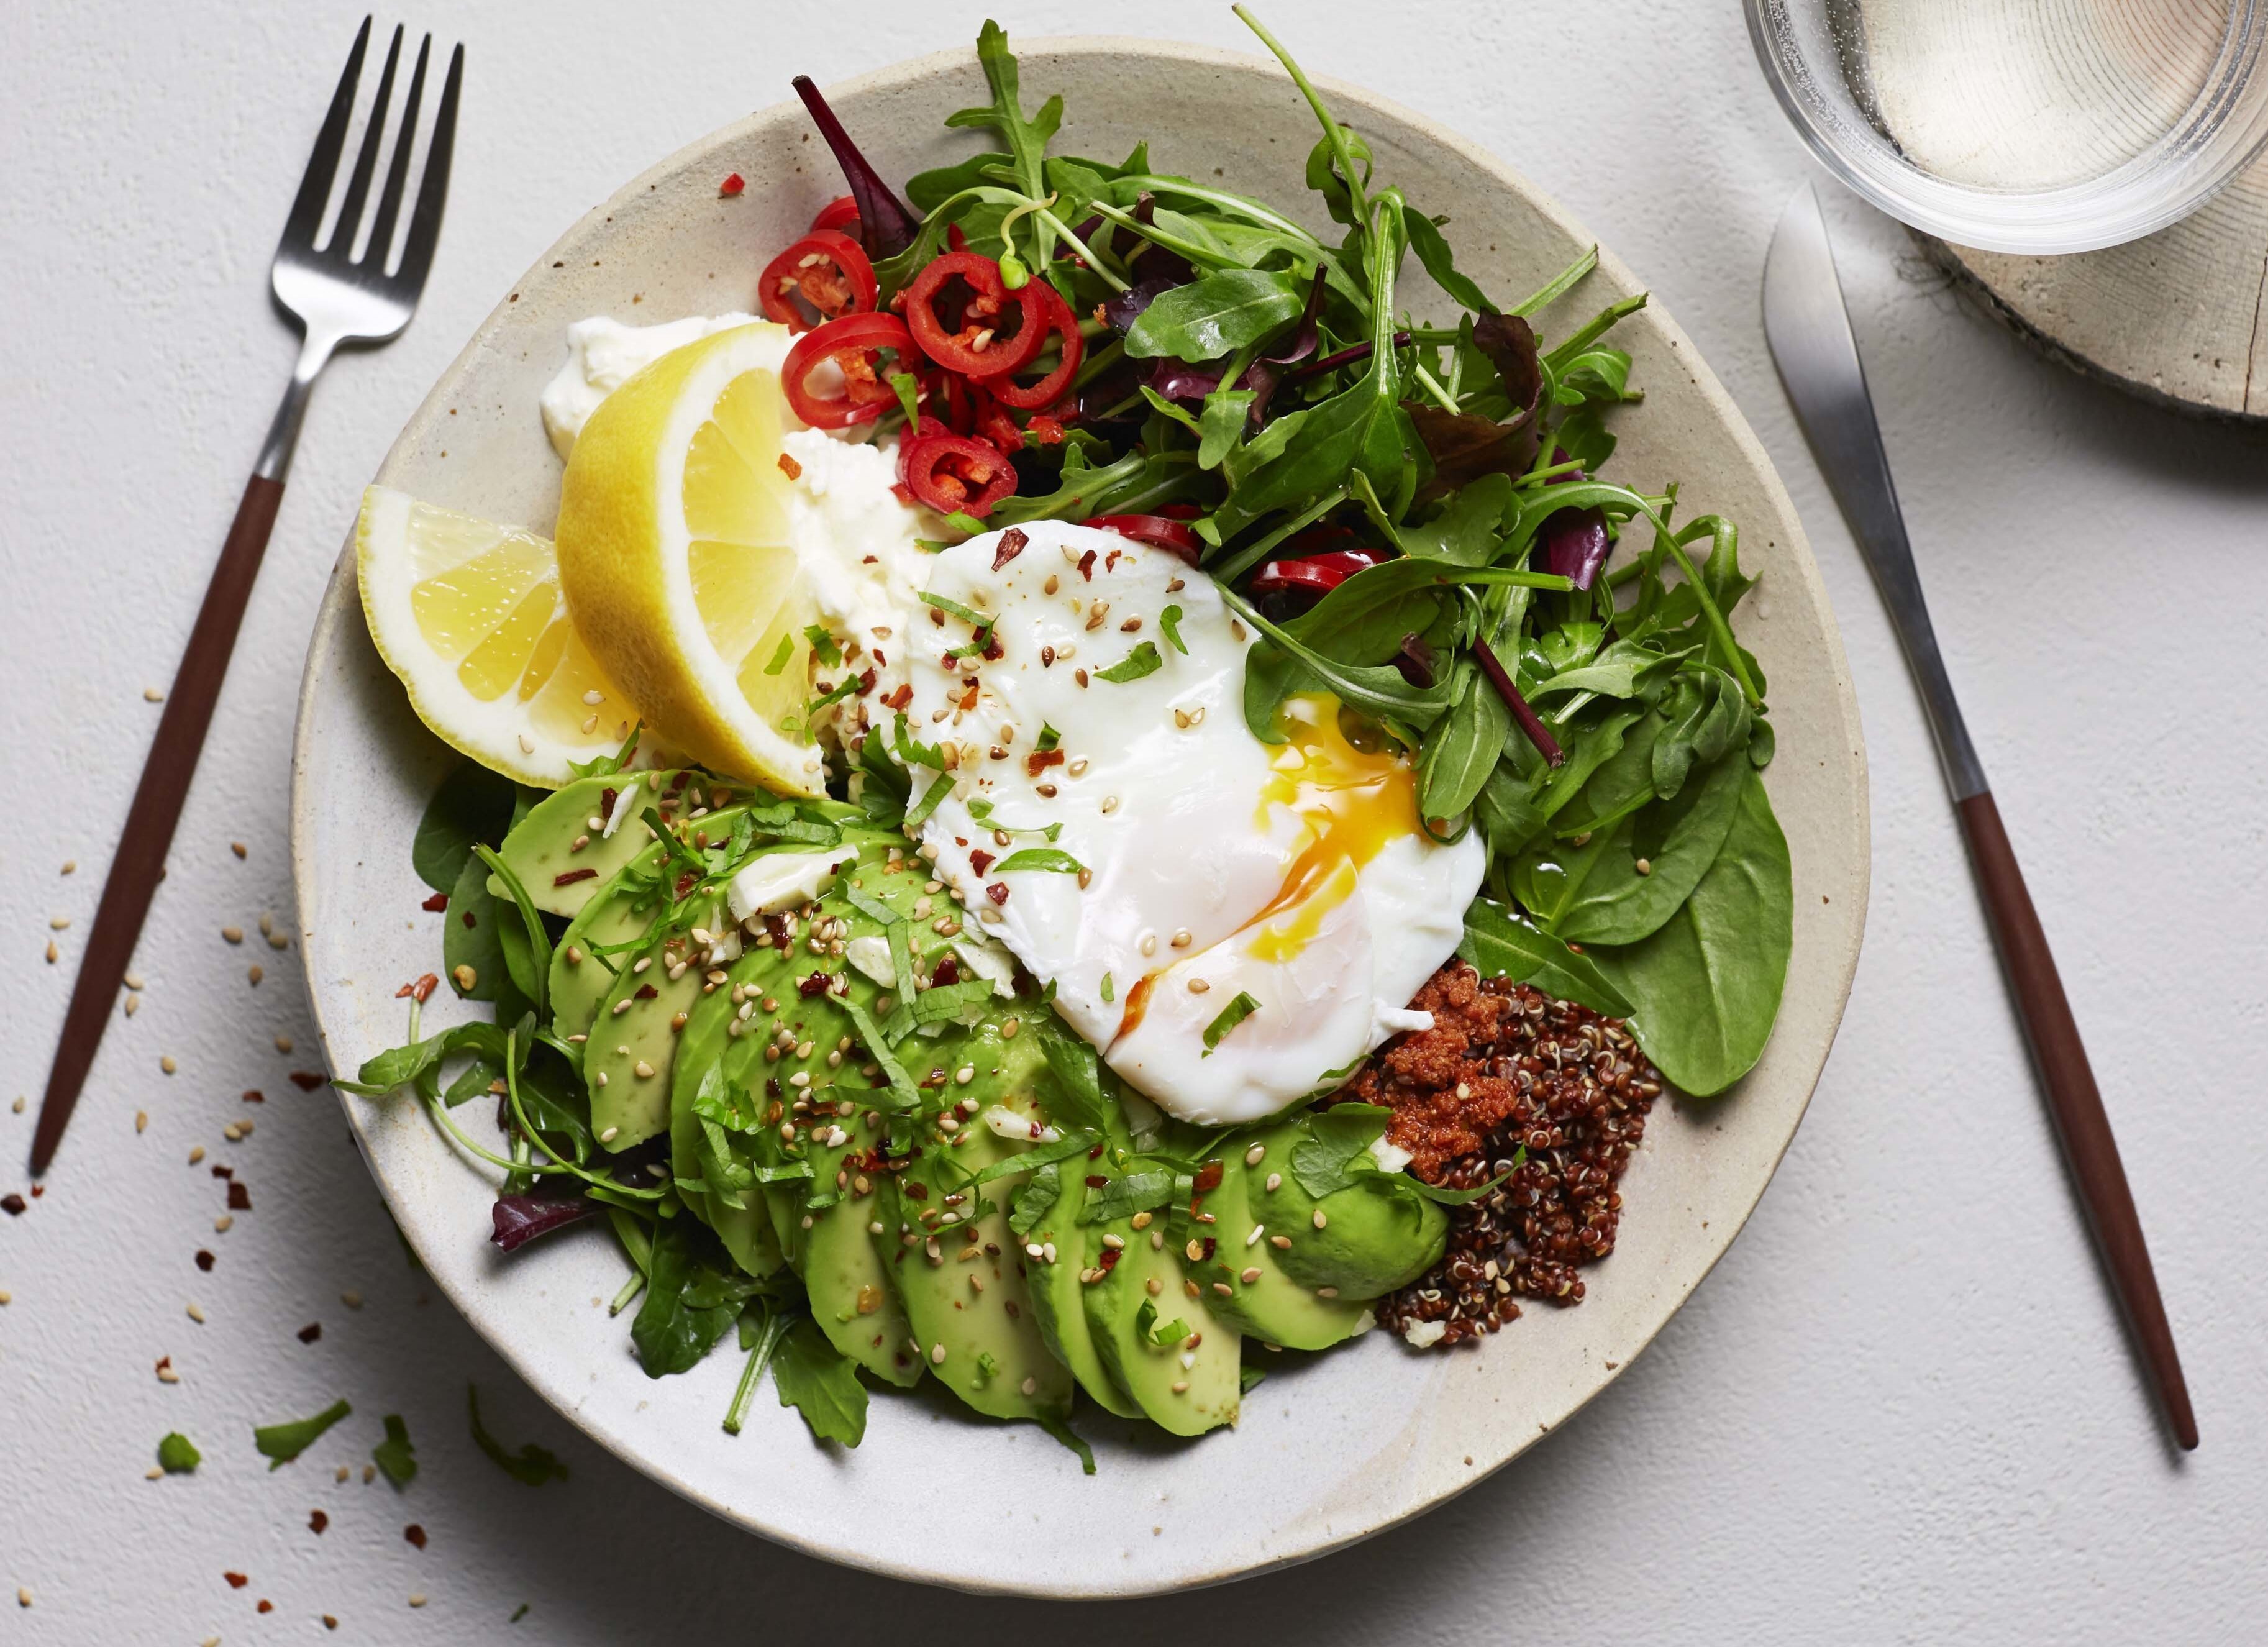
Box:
[1347, 962, 1661, 1348]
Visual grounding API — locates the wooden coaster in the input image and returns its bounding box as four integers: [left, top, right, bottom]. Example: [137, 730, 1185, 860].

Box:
[1915, 157, 2268, 422]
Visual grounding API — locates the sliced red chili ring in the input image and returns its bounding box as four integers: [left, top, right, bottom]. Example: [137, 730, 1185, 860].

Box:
[899, 426, 1019, 518]
[758, 229, 877, 332]
[1246, 548, 1387, 596]
[970, 387, 1026, 456]
[783, 312, 914, 431]
[924, 367, 975, 437]
[810, 194, 860, 234]
[1083, 514, 1203, 565]
[979, 281, 1082, 409]
[904, 252, 1045, 378]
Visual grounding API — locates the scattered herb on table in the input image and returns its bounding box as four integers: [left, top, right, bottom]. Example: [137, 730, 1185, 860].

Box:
[253, 1398, 351, 1469]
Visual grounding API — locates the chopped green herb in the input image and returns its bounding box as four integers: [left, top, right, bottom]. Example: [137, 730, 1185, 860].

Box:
[942, 510, 986, 536]
[1040, 1413, 1097, 1474]
[1035, 722, 1062, 751]
[904, 771, 955, 829]
[761, 633, 795, 676]
[372, 1414, 417, 1487]
[885, 369, 921, 426]
[253, 1398, 351, 1470]
[1081, 1170, 1177, 1223]
[1159, 603, 1188, 655]
[156, 1431, 201, 1474]
[1200, 990, 1261, 1056]
[1100, 971, 1115, 1003]
[1095, 641, 1163, 683]
[992, 847, 1085, 875]
[802, 624, 842, 668]
[1136, 1298, 1191, 1348]
[918, 589, 991, 627]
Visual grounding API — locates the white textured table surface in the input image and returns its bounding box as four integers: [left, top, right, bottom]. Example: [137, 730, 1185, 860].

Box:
[3, 1, 2262, 1640]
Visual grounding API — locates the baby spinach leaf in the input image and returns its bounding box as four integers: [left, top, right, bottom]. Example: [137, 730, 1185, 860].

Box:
[371, 1415, 417, 1487]
[631, 1221, 739, 1377]
[442, 854, 508, 1004]
[413, 762, 515, 895]
[1552, 751, 1749, 946]
[1457, 898, 1633, 1017]
[1652, 665, 1752, 800]
[1034, 1018, 1113, 1135]
[1585, 767, 1792, 1095]
[468, 1384, 568, 1485]
[772, 1318, 868, 1448]
[253, 1398, 351, 1469]
[157, 1432, 201, 1474]
[1126, 268, 1306, 362]
[1288, 1105, 1392, 1197]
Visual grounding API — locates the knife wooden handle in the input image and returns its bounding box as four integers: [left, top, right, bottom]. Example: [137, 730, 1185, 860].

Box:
[32, 473, 284, 1175]
[1956, 790, 2198, 1450]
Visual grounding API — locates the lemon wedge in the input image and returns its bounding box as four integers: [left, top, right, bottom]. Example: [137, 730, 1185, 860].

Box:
[553, 322, 825, 796]
[356, 485, 636, 786]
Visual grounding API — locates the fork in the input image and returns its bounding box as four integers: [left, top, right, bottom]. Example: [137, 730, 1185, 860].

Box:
[30, 18, 463, 1174]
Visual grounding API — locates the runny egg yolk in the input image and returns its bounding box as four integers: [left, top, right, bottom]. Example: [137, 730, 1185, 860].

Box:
[1113, 695, 1419, 1039]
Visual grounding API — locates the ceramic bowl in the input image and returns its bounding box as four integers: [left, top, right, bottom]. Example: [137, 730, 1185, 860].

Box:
[291, 34, 1869, 1598]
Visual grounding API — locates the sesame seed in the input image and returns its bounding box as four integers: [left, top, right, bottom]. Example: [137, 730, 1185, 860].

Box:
[1246, 1224, 1265, 1247]
[599, 1126, 619, 1143]
[341, 1292, 363, 1309]
[1212, 1282, 1233, 1297]
[1100, 795, 1119, 814]
[583, 689, 605, 706]
[1187, 979, 1211, 994]
[931, 1343, 948, 1365]
[188, 1147, 204, 1164]
[1634, 857, 1652, 876]
[1101, 1233, 1126, 1249]
[160, 1056, 178, 1075]
[1316, 1286, 1339, 1298]
[124, 994, 140, 1016]
[1130, 1210, 1152, 1230]
[1241, 1266, 1263, 1285]
[135, 1110, 147, 1133]
[1265, 1172, 1281, 1192]
[143, 686, 164, 702]
[1171, 1380, 1189, 1394]
[186, 1302, 206, 1323]
[215, 1215, 232, 1233]
[1170, 928, 1193, 949]
[1021, 1376, 1038, 1395]
[274, 1034, 293, 1054]
[43, 941, 55, 963]
[1246, 1142, 1266, 1166]
[1313, 1209, 1329, 1229]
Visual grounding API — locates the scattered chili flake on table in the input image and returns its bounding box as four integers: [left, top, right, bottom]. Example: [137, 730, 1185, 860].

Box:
[224, 1572, 247, 1589]
[2, 1194, 25, 1216]
[227, 1182, 251, 1211]
[1344, 962, 1660, 1348]
[257, 1598, 273, 1613]
[298, 1322, 322, 1344]
[309, 1510, 329, 1534]
[290, 1071, 328, 1092]
[195, 1249, 215, 1271]
[242, 1088, 265, 1103]
[404, 1523, 427, 1549]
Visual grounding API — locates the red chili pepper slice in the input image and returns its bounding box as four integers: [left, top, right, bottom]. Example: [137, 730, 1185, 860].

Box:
[898, 423, 1019, 517]
[970, 386, 1026, 455]
[924, 367, 975, 437]
[1247, 548, 1387, 596]
[1083, 514, 1203, 565]
[904, 252, 1046, 378]
[783, 312, 914, 430]
[758, 229, 877, 332]
[1024, 413, 1067, 445]
[810, 194, 859, 234]
[978, 281, 1082, 409]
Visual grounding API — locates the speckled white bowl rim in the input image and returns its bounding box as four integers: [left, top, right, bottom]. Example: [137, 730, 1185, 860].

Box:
[290, 35, 1870, 1599]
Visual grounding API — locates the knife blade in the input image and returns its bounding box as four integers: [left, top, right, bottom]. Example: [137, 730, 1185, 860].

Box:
[1763, 182, 2197, 1451]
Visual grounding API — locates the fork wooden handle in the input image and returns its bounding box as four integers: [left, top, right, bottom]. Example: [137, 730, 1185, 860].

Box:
[30, 474, 284, 1174]
[1955, 790, 2198, 1451]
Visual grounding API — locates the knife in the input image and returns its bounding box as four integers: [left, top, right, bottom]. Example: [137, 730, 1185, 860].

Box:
[1762, 183, 2197, 1452]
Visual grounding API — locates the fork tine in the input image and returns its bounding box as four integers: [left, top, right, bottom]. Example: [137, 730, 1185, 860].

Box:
[280, 16, 372, 250]
[392, 41, 462, 294]
[330, 24, 403, 257]
[366, 34, 430, 273]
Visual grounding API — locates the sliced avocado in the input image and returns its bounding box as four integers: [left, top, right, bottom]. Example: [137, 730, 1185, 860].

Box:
[549, 849, 665, 1044]
[1193, 1140, 1373, 1351]
[586, 891, 727, 1152]
[494, 769, 741, 917]
[667, 951, 783, 1281]
[879, 1120, 1073, 1423]
[1250, 1115, 1447, 1297]
[1082, 1197, 1240, 1436]
[1022, 1164, 1142, 1419]
[798, 1128, 922, 1388]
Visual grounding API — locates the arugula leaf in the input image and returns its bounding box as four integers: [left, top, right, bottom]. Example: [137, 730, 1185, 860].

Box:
[992, 847, 1085, 875]
[1287, 1106, 1392, 1198]
[372, 1415, 417, 1487]
[772, 1318, 868, 1447]
[1200, 991, 1260, 1056]
[1126, 268, 1306, 363]
[157, 1431, 201, 1474]
[1095, 641, 1162, 683]
[630, 1220, 739, 1377]
[1405, 1151, 1526, 1205]
[947, 21, 1062, 255]
[468, 1384, 569, 1485]
[413, 762, 515, 895]
[1405, 208, 1493, 313]
[1197, 390, 1255, 470]
[253, 1398, 351, 1469]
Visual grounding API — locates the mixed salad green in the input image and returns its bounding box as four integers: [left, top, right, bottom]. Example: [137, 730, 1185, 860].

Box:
[344, 12, 1793, 1454]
